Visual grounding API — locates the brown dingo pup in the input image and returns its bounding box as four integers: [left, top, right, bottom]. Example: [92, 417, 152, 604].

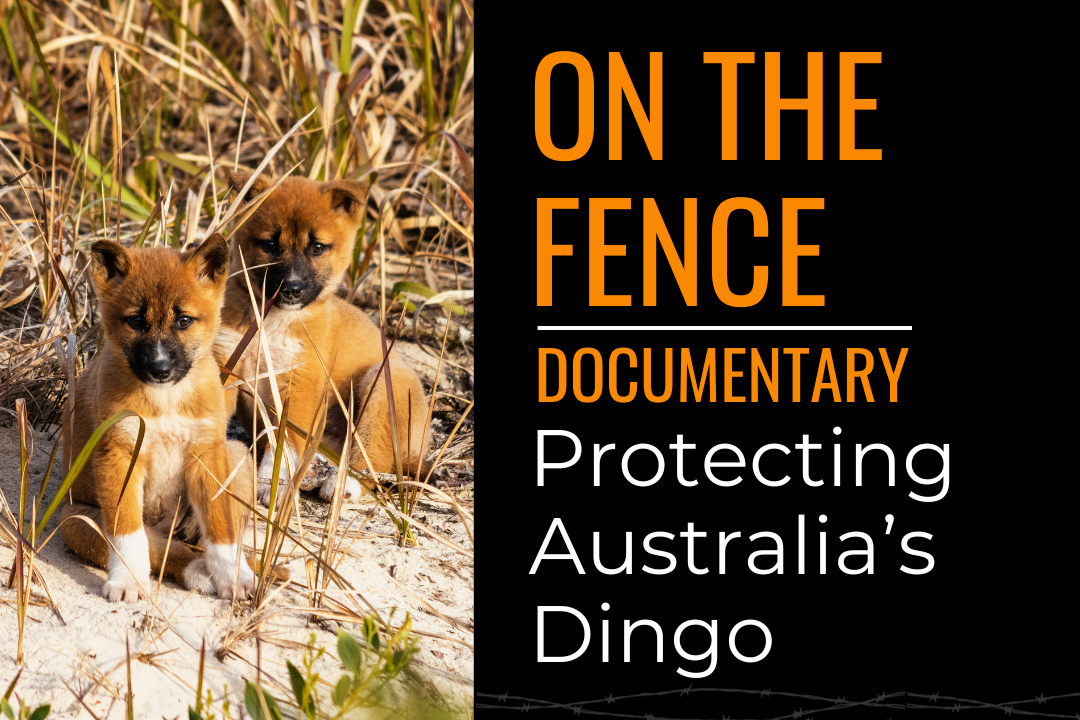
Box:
[61, 236, 258, 602]
[217, 173, 428, 504]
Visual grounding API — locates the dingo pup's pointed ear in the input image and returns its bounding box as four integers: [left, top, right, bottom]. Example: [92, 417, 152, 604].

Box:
[186, 232, 230, 285]
[224, 169, 272, 204]
[321, 178, 371, 219]
[91, 240, 131, 288]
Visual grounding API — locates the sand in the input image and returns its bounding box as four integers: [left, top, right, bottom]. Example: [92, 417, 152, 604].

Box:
[0, 413, 474, 718]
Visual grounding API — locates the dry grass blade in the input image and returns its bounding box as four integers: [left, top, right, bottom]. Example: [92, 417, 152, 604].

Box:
[201, 471, 388, 624]
[220, 286, 279, 383]
[257, 380, 330, 603]
[380, 503, 471, 558]
[111, 415, 146, 536]
[208, 108, 316, 235]
[316, 386, 354, 608]
[425, 399, 473, 486]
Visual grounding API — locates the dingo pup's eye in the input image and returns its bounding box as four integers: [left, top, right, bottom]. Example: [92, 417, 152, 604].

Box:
[308, 228, 330, 256]
[258, 229, 281, 253]
[127, 316, 148, 331]
[176, 315, 195, 329]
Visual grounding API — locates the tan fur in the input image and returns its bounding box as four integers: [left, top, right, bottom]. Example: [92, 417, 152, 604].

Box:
[218, 173, 429, 496]
[61, 236, 263, 601]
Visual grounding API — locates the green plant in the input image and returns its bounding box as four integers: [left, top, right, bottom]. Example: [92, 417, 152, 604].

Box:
[1, 669, 50, 720]
[187, 691, 231, 720]
[246, 616, 422, 720]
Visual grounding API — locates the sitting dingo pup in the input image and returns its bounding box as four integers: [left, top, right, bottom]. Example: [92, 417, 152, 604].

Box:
[217, 172, 429, 505]
[61, 235, 259, 602]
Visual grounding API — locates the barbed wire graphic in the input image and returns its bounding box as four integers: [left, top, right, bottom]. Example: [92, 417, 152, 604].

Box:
[907, 692, 1080, 717]
[476, 689, 1080, 719]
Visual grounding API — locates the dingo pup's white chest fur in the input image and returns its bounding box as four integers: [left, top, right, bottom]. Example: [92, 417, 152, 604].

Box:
[113, 379, 221, 507]
[218, 308, 308, 399]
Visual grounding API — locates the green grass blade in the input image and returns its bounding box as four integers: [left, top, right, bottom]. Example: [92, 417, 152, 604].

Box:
[36, 410, 143, 537]
[132, 193, 166, 248]
[258, 397, 289, 579]
[339, 0, 357, 75]
[1, 661, 21, 702]
[449, 30, 473, 118]
[34, 431, 62, 520]
[391, 280, 466, 315]
[14, 0, 70, 140]
[0, 9, 21, 79]
[147, 148, 204, 178]
[19, 95, 150, 219]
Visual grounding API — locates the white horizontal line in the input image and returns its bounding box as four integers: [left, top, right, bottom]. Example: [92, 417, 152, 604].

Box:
[537, 326, 913, 331]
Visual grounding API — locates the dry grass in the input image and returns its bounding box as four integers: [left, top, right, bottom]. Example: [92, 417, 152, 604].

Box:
[0, 0, 474, 713]
[0, 0, 474, 422]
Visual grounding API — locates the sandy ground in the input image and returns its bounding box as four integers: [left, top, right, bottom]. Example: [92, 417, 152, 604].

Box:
[0, 395, 474, 718]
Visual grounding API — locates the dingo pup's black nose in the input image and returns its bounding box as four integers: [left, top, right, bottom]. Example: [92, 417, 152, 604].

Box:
[281, 279, 304, 300]
[148, 359, 172, 380]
